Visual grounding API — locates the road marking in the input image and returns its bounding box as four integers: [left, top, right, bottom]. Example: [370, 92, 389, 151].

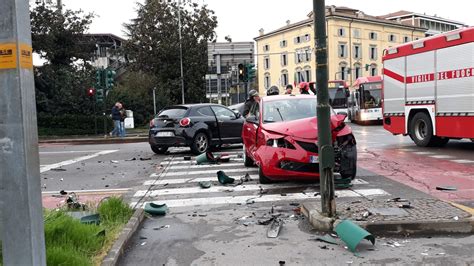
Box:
[40, 150, 118, 173]
[413, 151, 436, 155]
[42, 188, 130, 194]
[132, 189, 389, 208]
[168, 162, 243, 170]
[429, 155, 454, 159]
[397, 148, 416, 152]
[39, 150, 104, 154]
[450, 159, 474, 164]
[142, 176, 369, 186]
[153, 168, 258, 177]
[164, 158, 244, 165]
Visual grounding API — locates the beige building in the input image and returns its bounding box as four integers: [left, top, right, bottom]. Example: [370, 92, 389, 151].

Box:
[254, 6, 426, 95]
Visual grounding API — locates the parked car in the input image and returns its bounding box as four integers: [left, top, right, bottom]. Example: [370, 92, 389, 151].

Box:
[242, 95, 357, 183]
[228, 103, 245, 116]
[149, 104, 244, 154]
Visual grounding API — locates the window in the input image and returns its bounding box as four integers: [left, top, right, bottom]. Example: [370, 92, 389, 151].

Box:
[196, 106, 214, 117]
[294, 36, 302, 44]
[264, 73, 270, 89]
[281, 72, 288, 87]
[305, 48, 311, 61]
[304, 34, 311, 42]
[370, 65, 378, 76]
[404, 36, 411, 43]
[353, 44, 361, 59]
[354, 64, 362, 79]
[338, 28, 345, 37]
[263, 44, 270, 52]
[264, 56, 270, 69]
[211, 106, 236, 118]
[304, 68, 312, 82]
[296, 50, 303, 63]
[369, 32, 377, 40]
[339, 62, 348, 80]
[295, 68, 303, 83]
[353, 29, 360, 38]
[369, 45, 377, 60]
[389, 34, 396, 42]
[281, 53, 288, 66]
[280, 40, 287, 48]
[338, 43, 347, 58]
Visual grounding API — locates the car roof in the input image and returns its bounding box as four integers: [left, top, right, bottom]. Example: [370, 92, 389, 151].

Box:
[164, 103, 228, 109]
[262, 94, 316, 103]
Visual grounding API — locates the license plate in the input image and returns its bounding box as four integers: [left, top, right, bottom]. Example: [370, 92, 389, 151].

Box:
[309, 155, 319, 163]
[156, 131, 174, 137]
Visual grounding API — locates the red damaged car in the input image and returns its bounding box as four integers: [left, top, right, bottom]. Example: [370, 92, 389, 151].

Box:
[242, 94, 357, 183]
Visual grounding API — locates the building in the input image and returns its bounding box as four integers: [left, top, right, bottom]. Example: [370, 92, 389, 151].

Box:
[254, 6, 426, 95]
[85, 33, 127, 78]
[207, 42, 255, 104]
[378, 11, 468, 37]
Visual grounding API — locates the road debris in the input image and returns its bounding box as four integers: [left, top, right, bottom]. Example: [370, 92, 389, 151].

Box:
[386, 197, 409, 202]
[453, 216, 459, 220]
[278, 261, 285, 266]
[139, 157, 152, 161]
[233, 173, 251, 186]
[217, 170, 235, 184]
[334, 220, 375, 252]
[196, 152, 217, 165]
[66, 192, 86, 210]
[198, 181, 212, 189]
[140, 242, 147, 246]
[125, 157, 137, 161]
[436, 186, 457, 191]
[183, 156, 191, 160]
[144, 203, 168, 216]
[153, 225, 170, 230]
[312, 234, 338, 245]
[51, 168, 67, 172]
[59, 190, 67, 195]
[398, 203, 413, 209]
[267, 218, 283, 238]
[110, 160, 119, 164]
[60, 178, 64, 181]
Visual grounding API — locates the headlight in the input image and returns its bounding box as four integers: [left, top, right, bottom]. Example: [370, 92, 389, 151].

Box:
[266, 138, 296, 149]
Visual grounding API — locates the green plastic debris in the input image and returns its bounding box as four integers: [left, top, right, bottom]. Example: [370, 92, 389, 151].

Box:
[314, 234, 338, 245]
[144, 203, 168, 216]
[335, 183, 353, 189]
[199, 181, 212, 189]
[196, 152, 216, 165]
[335, 220, 375, 252]
[217, 170, 235, 184]
[334, 177, 352, 184]
[80, 213, 100, 225]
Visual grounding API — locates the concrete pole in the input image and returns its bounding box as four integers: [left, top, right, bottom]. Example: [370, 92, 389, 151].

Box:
[153, 87, 157, 115]
[0, 0, 47, 264]
[314, 0, 336, 217]
[216, 54, 222, 105]
[177, 0, 185, 104]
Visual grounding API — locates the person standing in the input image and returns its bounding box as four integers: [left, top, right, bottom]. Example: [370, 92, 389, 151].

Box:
[110, 102, 121, 137]
[242, 89, 260, 117]
[284, 84, 293, 94]
[119, 103, 127, 138]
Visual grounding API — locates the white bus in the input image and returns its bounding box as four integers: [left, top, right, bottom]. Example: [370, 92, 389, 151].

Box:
[348, 76, 383, 123]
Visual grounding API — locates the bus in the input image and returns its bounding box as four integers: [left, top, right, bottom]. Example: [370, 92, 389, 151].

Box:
[348, 76, 383, 123]
[327, 80, 350, 120]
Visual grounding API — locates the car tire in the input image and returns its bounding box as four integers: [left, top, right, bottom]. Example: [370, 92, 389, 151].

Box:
[243, 145, 254, 167]
[409, 112, 437, 147]
[151, 145, 168, 154]
[258, 166, 272, 184]
[191, 132, 209, 155]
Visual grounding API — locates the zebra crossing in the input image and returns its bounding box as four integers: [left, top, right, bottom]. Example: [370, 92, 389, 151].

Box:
[131, 148, 390, 210]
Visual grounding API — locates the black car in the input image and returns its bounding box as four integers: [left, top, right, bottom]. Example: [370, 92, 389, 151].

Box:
[149, 104, 244, 154]
[228, 103, 245, 116]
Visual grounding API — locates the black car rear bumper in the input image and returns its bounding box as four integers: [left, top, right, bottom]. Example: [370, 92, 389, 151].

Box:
[149, 128, 193, 147]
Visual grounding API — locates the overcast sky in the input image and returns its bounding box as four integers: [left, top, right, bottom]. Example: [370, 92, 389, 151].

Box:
[60, 0, 472, 42]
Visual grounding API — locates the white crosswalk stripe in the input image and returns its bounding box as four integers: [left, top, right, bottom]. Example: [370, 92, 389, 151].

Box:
[132, 148, 389, 209]
[450, 159, 474, 164]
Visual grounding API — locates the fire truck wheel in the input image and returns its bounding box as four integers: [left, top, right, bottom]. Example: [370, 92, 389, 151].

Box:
[409, 112, 436, 147]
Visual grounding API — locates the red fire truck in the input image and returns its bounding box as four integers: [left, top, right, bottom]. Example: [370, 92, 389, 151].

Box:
[382, 27, 474, 147]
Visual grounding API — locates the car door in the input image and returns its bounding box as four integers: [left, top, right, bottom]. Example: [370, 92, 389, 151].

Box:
[210, 106, 243, 143]
[242, 102, 260, 158]
[194, 106, 219, 142]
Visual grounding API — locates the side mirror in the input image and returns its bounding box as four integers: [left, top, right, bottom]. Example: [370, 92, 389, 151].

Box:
[233, 110, 241, 118]
[336, 112, 347, 122]
[246, 115, 258, 124]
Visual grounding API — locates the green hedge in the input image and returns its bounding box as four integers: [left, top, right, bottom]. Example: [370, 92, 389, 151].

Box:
[38, 113, 113, 136]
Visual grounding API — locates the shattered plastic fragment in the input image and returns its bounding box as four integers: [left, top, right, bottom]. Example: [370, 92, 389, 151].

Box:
[198, 181, 212, 189]
[144, 203, 168, 216]
[312, 234, 338, 245]
[267, 218, 283, 238]
[334, 220, 375, 252]
[217, 170, 235, 184]
[435, 186, 457, 191]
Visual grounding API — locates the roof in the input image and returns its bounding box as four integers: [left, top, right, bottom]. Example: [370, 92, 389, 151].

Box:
[378, 10, 466, 26]
[262, 94, 316, 102]
[84, 33, 125, 42]
[255, 6, 425, 41]
[377, 10, 412, 19]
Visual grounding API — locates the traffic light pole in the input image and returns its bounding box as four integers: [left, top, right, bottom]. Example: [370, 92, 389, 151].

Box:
[0, 0, 47, 264]
[314, 0, 336, 217]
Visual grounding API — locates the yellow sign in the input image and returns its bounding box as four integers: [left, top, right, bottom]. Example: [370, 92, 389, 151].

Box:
[0, 43, 17, 69]
[19, 44, 33, 69]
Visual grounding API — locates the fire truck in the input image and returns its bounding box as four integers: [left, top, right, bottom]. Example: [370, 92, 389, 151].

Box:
[382, 27, 474, 147]
[348, 76, 383, 123]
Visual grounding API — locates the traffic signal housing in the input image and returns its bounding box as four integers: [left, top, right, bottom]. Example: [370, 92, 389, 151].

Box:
[245, 63, 256, 82]
[95, 69, 103, 88]
[95, 89, 104, 103]
[105, 69, 116, 89]
[238, 64, 245, 81]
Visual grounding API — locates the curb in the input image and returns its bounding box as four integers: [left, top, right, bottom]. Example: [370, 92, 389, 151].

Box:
[39, 136, 148, 145]
[101, 208, 145, 266]
[302, 203, 474, 235]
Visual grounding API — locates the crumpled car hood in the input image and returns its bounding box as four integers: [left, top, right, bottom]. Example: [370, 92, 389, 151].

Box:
[262, 117, 319, 139]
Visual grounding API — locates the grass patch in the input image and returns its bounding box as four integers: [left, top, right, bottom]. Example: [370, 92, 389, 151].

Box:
[0, 197, 133, 266]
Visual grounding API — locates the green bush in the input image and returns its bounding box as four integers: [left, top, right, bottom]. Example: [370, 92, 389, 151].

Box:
[37, 113, 113, 136]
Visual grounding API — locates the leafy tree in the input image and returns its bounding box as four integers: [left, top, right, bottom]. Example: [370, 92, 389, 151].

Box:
[31, 4, 96, 116]
[124, 0, 218, 104]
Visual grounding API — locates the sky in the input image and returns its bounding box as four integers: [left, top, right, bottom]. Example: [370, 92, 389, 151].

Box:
[58, 0, 473, 42]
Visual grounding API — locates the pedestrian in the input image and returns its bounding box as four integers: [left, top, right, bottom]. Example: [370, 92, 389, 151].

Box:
[299, 82, 310, 94]
[284, 84, 293, 94]
[266, 85, 280, 96]
[110, 102, 121, 137]
[242, 89, 260, 117]
[119, 103, 127, 138]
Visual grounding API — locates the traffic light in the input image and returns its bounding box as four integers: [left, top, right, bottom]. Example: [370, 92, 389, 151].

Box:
[96, 88, 104, 103]
[245, 63, 256, 82]
[105, 69, 116, 89]
[238, 63, 245, 81]
[87, 87, 96, 97]
[95, 69, 103, 88]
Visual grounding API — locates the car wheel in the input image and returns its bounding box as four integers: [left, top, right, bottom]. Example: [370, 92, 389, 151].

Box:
[409, 112, 436, 147]
[191, 132, 209, 155]
[151, 145, 168, 154]
[243, 145, 254, 167]
[258, 166, 272, 184]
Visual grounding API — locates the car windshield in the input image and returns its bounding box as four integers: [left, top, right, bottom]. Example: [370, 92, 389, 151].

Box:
[263, 97, 332, 123]
[328, 86, 348, 108]
[361, 82, 382, 108]
[156, 107, 187, 119]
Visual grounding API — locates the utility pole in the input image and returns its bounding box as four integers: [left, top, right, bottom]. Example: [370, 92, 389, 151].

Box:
[314, 0, 336, 217]
[153, 87, 157, 115]
[177, 0, 185, 104]
[216, 53, 222, 105]
[0, 0, 47, 265]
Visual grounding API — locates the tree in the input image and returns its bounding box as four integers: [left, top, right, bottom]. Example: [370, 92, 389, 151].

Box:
[31, 4, 96, 116]
[124, 0, 218, 104]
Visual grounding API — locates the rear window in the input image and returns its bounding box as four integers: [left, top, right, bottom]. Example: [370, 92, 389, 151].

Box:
[157, 107, 188, 118]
